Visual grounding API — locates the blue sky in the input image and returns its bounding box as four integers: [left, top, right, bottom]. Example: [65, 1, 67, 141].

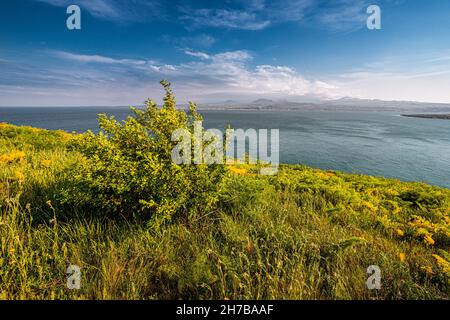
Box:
[1, 0, 450, 106]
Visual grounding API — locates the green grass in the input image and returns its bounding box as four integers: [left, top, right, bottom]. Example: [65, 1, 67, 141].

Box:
[1, 122, 449, 299]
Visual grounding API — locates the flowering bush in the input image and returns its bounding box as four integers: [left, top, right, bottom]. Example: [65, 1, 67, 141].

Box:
[69, 81, 225, 228]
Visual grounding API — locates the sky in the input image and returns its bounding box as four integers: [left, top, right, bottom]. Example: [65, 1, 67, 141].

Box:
[1, 0, 450, 106]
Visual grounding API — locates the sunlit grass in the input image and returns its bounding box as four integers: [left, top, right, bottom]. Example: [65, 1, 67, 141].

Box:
[0, 123, 449, 300]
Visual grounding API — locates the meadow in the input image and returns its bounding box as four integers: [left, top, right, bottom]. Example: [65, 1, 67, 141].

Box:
[1, 84, 449, 299]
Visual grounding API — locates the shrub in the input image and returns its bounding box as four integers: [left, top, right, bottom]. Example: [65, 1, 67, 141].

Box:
[68, 80, 225, 228]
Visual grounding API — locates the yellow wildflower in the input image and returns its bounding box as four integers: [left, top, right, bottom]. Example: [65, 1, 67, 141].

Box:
[423, 234, 435, 246]
[362, 201, 377, 212]
[395, 229, 405, 237]
[432, 254, 450, 274]
[420, 265, 434, 275]
[41, 159, 52, 168]
[58, 131, 73, 142]
[228, 166, 247, 176]
[409, 217, 434, 230]
[399, 252, 406, 262]
[13, 170, 25, 182]
[316, 171, 334, 179]
[392, 206, 401, 215]
[444, 216, 450, 226]
[0, 150, 26, 164]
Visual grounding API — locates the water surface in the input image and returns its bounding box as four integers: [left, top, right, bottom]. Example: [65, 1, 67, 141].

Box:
[1, 107, 449, 188]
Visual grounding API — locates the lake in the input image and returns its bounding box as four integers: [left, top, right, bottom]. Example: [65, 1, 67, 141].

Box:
[1, 107, 449, 188]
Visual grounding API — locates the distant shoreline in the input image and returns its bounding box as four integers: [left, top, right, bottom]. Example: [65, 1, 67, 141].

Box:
[401, 114, 450, 120]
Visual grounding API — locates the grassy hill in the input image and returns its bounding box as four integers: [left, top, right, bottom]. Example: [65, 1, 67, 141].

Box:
[1, 121, 449, 299]
[1, 81, 449, 300]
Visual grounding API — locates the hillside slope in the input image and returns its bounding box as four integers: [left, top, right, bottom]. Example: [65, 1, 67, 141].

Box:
[1, 122, 449, 299]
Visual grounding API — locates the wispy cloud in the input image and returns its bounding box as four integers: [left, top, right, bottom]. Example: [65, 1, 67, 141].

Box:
[4, 47, 450, 105]
[50, 50, 180, 74]
[51, 51, 148, 65]
[312, 0, 370, 31]
[184, 50, 211, 60]
[177, 0, 311, 31]
[0, 48, 339, 105]
[179, 7, 271, 31]
[34, 0, 163, 22]
[178, 0, 372, 31]
[34, 0, 373, 31]
[161, 34, 216, 48]
[45, 49, 450, 102]
[331, 52, 450, 102]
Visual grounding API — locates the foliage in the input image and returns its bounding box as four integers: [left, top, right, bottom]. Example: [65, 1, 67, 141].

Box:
[0, 122, 72, 150]
[66, 81, 225, 227]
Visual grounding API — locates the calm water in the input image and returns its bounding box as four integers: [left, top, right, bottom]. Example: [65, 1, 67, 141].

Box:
[1, 107, 449, 188]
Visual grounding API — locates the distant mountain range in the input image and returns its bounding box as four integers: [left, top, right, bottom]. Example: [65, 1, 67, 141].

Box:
[195, 97, 450, 113]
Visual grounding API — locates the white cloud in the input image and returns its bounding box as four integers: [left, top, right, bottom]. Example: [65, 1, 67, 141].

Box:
[49, 48, 450, 104]
[312, 0, 369, 31]
[178, 0, 371, 31]
[35, 0, 376, 32]
[6, 46, 450, 106]
[51, 51, 148, 65]
[162, 34, 216, 48]
[0, 48, 339, 105]
[213, 51, 252, 62]
[228, 65, 339, 97]
[179, 7, 271, 31]
[35, 0, 162, 22]
[330, 53, 450, 103]
[184, 50, 211, 60]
